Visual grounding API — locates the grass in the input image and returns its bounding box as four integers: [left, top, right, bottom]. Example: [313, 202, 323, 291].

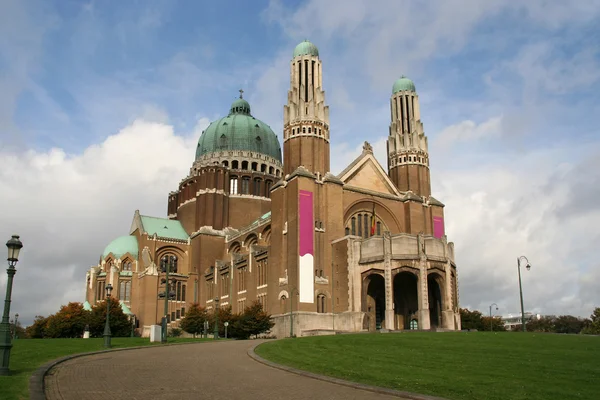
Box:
[255, 332, 600, 400]
[0, 337, 213, 400]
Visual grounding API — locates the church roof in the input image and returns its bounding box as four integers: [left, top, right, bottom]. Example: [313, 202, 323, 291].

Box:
[119, 300, 133, 315]
[392, 76, 416, 94]
[139, 215, 189, 240]
[195, 96, 282, 162]
[293, 40, 319, 58]
[83, 300, 92, 311]
[102, 235, 138, 260]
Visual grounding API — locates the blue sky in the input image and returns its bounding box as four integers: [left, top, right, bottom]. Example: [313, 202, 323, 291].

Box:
[1, 0, 600, 324]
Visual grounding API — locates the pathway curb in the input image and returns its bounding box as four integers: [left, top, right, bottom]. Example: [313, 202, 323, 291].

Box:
[29, 340, 215, 400]
[247, 342, 448, 400]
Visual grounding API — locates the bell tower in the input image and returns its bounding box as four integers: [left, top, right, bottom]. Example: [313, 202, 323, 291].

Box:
[386, 76, 431, 197]
[283, 40, 330, 176]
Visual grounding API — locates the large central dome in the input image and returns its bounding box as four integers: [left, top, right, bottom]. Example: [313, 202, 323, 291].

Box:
[195, 96, 282, 162]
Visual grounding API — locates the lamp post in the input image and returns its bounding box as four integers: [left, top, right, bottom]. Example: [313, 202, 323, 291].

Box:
[130, 314, 135, 338]
[517, 256, 531, 332]
[489, 303, 498, 331]
[13, 313, 18, 339]
[289, 287, 299, 338]
[1, 234, 23, 376]
[213, 297, 220, 339]
[103, 283, 113, 348]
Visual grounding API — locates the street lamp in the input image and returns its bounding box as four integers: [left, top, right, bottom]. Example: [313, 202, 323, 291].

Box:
[517, 256, 531, 332]
[489, 303, 498, 331]
[160, 257, 176, 344]
[13, 313, 19, 339]
[130, 314, 136, 338]
[213, 297, 220, 339]
[289, 287, 299, 338]
[1, 234, 23, 376]
[103, 283, 113, 348]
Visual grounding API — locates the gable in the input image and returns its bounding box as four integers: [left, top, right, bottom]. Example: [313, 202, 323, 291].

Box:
[339, 154, 400, 196]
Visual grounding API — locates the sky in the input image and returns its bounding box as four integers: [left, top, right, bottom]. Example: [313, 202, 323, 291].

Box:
[1, 0, 599, 326]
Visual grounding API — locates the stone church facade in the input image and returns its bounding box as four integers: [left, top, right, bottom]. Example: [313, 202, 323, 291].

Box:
[85, 40, 461, 337]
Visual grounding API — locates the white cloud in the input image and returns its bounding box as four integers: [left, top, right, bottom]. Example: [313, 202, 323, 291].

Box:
[0, 119, 201, 324]
[435, 116, 503, 147]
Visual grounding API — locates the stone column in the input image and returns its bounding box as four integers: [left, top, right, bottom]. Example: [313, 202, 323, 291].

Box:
[416, 234, 430, 330]
[443, 259, 454, 329]
[383, 232, 394, 330]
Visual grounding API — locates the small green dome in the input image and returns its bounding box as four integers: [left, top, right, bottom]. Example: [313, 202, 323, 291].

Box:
[196, 96, 282, 162]
[102, 236, 138, 260]
[392, 76, 416, 94]
[293, 40, 319, 58]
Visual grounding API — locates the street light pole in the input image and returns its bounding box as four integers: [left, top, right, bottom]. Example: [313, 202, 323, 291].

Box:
[489, 303, 498, 331]
[213, 297, 220, 339]
[103, 284, 113, 348]
[517, 256, 531, 332]
[13, 314, 19, 339]
[0, 235, 23, 376]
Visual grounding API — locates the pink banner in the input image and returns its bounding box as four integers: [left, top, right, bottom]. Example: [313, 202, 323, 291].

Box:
[299, 190, 314, 256]
[298, 190, 314, 303]
[433, 216, 444, 239]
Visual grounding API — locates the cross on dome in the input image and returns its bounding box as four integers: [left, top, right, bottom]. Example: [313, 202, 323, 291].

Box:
[239, 89, 244, 99]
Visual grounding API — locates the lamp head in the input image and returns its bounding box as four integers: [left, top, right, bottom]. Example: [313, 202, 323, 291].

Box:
[495, 307, 499, 311]
[15, 313, 19, 318]
[214, 297, 219, 302]
[526, 263, 531, 271]
[106, 283, 113, 297]
[6, 234, 23, 266]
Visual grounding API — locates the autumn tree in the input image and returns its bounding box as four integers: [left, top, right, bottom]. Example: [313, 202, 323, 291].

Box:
[480, 316, 506, 331]
[89, 298, 131, 337]
[460, 308, 484, 331]
[209, 305, 238, 338]
[180, 303, 209, 337]
[45, 302, 91, 338]
[233, 301, 274, 339]
[26, 316, 49, 338]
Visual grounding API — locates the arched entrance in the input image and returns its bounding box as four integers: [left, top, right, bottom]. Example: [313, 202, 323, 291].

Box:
[428, 274, 444, 328]
[393, 271, 418, 330]
[363, 274, 385, 331]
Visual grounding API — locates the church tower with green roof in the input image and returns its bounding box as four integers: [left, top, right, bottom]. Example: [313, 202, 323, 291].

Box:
[283, 40, 330, 177]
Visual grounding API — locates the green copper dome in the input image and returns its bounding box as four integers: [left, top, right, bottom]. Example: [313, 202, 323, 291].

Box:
[102, 235, 138, 260]
[196, 96, 282, 162]
[293, 40, 319, 58]
[392, 76, 416, 94]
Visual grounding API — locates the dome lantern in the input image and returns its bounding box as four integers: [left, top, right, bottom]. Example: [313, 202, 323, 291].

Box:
[392, 76, 416, 94]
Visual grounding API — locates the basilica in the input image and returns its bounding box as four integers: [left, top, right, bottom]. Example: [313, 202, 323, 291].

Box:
[84, 40, 461, 337]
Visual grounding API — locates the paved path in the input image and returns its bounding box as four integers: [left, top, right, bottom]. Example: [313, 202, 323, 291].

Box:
[44, 340, 405, 400]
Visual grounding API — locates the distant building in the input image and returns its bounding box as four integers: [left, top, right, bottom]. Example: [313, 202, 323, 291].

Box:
[501, 312, 541, 330]
[84, 41, 461, 337]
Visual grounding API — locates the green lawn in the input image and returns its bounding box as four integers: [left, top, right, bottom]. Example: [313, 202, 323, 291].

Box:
[0, 337, 213, 400]
[255, 332, 600, 400]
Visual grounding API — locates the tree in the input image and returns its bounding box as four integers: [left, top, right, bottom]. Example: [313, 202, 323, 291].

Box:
[481, 316, 506, 331]
[526, 316, 555, 332]
[233, 301, 274, 339]
[44, 302, 91, 338]
[460, 308, 484, 331]
[581, 307, 600, 335]
[180, 303, 209, 338]
[209, 305, 238, 338]
[553, 315, 586, 334]
[89, 299, 131, 337]
[26, 315, 49, 338]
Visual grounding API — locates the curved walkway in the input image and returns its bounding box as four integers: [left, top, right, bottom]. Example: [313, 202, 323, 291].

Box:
[44, 340, 407, 400]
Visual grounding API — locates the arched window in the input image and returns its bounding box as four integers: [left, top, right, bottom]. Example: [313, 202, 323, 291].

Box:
[351, 217, 356, 235]
[182, 284, 186, 302]
[119, 280, 131, 302]
[230, 176, 238, 194]
[222, 160, 229, 168]
[176, 281, 182, 301]
[269, 166, 274, 174]
[317, 294, 326, 313]
[122, 260, 132, 271]
[241, 177, 250, 194]
[251, 162, 258, 171]
[253, 178, 262, 196]
[232, 160, 239, 169]
[160, 254, 178, 274]
[261, 164, 267, 172]
[377, 222, 381, 236]
[265, 180, 272, 197]
[242, 161, 249, 170]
